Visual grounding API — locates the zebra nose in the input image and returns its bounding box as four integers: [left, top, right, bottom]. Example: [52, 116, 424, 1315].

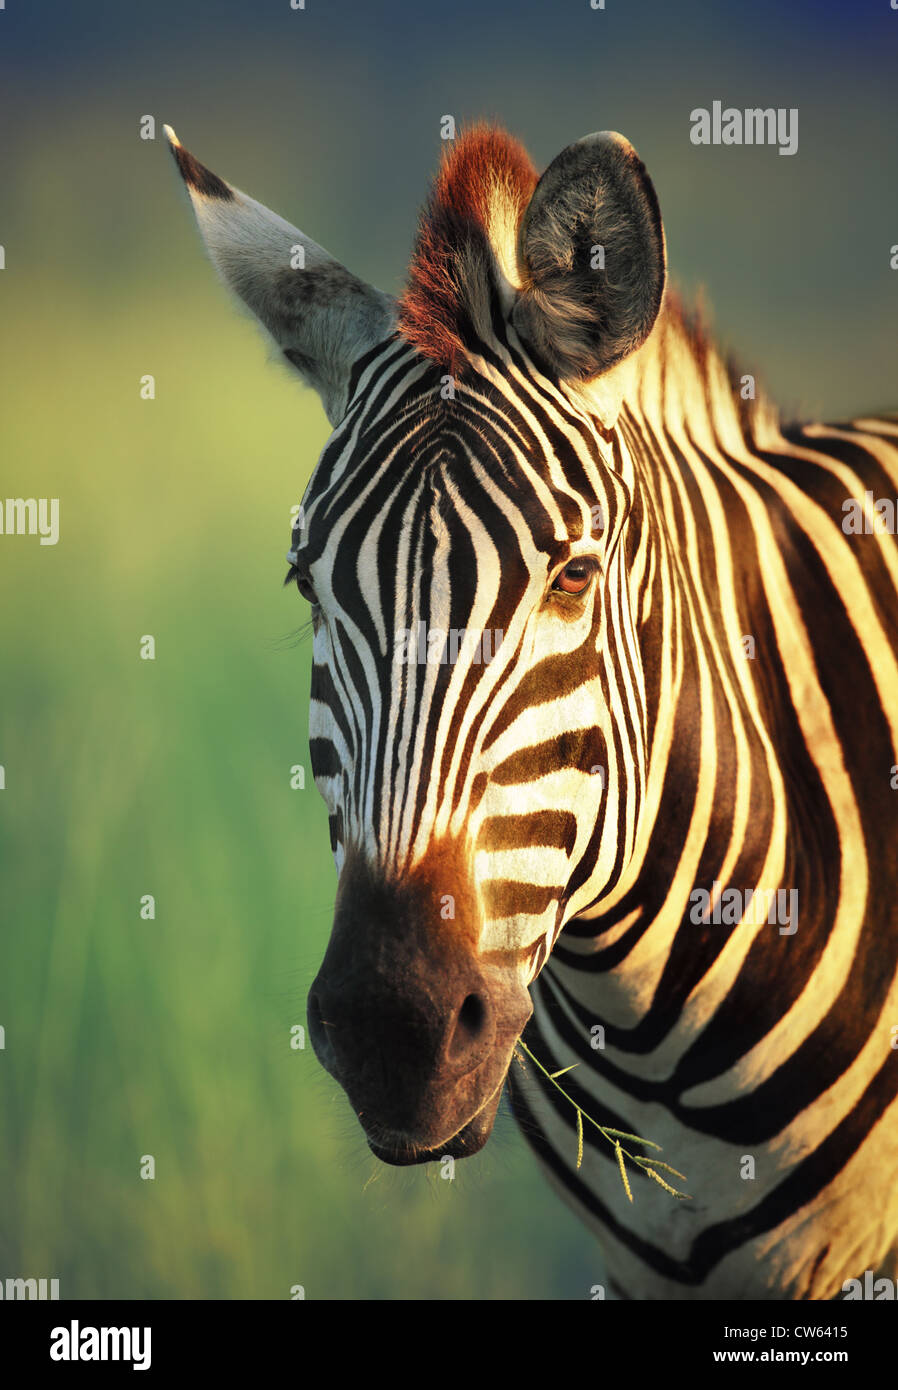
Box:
[306, 968, 497, 1089]
[449, 991, 490, 1063]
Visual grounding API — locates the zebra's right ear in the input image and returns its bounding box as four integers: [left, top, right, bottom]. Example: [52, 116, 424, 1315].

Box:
[164, 126, 396, 426]
[512, 132, 666, 385]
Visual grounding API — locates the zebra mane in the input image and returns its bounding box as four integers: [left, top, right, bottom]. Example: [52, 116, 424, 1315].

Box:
[398, 124, 538, 373]
[643, 289, 780, 453]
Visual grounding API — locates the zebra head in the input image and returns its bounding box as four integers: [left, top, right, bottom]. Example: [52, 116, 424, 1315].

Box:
[168, 123, 666, 1165]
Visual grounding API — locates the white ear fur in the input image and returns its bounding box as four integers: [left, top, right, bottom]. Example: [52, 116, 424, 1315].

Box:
[165, 126, 396, 425]
[569, 354, 635, 429]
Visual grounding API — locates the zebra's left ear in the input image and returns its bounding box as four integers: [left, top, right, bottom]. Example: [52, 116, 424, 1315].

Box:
[512, 132, 666, 388]
[164, 126, 396, 426]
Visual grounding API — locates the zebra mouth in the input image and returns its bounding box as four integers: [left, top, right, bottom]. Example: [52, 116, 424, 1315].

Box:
[367, 1075, 506, 1166]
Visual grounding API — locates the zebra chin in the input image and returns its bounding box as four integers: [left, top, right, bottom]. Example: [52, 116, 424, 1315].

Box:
[365, 1081, 507, 1167]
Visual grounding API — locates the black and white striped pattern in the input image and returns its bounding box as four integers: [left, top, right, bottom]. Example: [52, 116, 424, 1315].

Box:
[169, 121, 898, 1299]
[295, 311, 898, 1298]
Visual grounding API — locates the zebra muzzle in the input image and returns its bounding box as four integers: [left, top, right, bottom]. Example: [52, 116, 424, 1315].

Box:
[306, 851, 533, 1164]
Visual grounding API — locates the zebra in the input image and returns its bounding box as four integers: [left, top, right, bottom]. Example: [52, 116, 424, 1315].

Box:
[166, 120, 898, 1300]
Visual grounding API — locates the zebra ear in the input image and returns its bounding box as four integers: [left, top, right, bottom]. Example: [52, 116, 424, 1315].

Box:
[512, 132, 666, 385]
[164, 126, 396, 426]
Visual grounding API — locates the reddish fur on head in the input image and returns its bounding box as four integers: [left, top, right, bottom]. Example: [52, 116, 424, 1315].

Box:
[397, 124, 538, 374]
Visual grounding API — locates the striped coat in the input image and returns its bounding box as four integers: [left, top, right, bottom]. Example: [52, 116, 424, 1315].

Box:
[168, 120, 898, 1300]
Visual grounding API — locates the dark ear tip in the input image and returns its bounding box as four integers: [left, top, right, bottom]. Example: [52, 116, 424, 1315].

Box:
[164, 125, 233, 201]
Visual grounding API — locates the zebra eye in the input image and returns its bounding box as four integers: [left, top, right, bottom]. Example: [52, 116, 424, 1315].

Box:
[294, 571, 317, 604]
[552, 557, 598, 596]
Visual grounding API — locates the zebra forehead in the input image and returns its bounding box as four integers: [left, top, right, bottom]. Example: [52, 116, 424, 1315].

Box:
[300, 420, 607, 582]
[300, 362, 613, 536]
[397, 125, 538, 371]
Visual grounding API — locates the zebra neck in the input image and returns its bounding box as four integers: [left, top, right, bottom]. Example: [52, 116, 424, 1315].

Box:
[568, 298, 786, 956]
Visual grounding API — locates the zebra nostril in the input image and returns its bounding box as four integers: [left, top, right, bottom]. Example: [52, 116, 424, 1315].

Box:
[448, 992, 489, 1062]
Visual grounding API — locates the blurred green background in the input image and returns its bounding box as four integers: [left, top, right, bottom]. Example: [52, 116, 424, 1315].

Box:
[0, 0, 895, 1299]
